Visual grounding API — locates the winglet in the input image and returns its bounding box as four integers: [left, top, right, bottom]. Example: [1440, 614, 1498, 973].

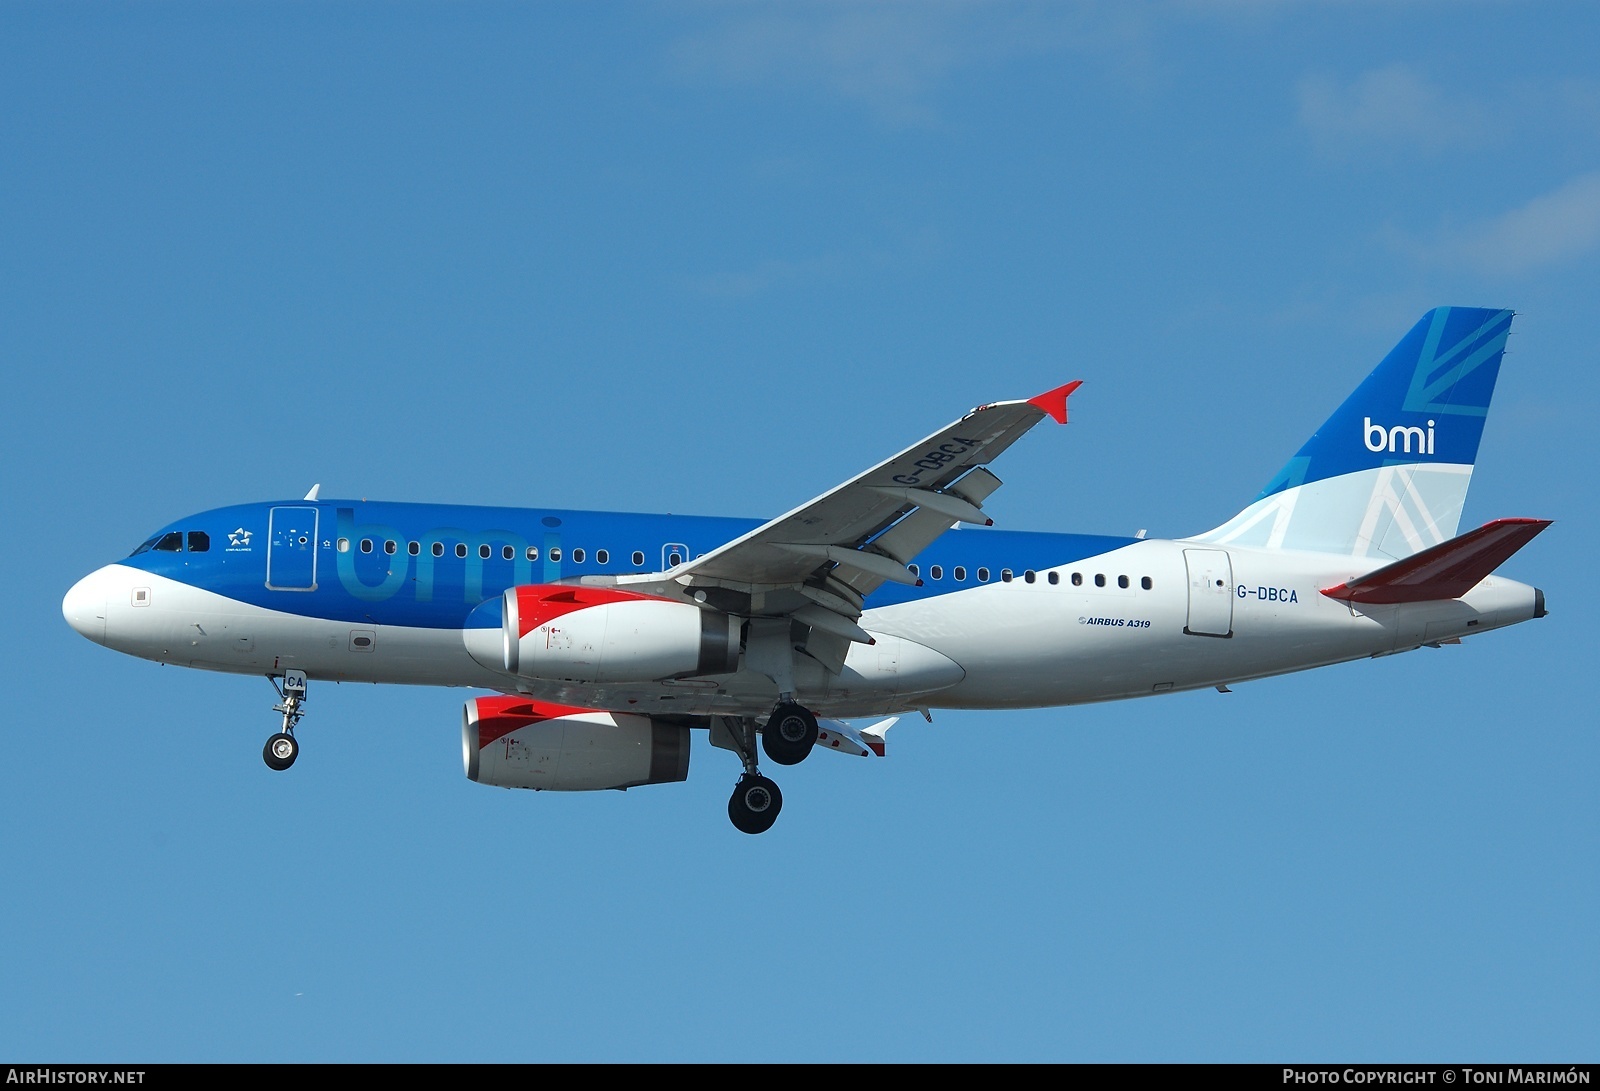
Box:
[859, 716, 898, 757]
[1027, 380, 1083, 424]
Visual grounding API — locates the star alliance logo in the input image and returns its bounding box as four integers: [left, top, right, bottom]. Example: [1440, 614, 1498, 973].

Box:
[228, 527, 253, 548]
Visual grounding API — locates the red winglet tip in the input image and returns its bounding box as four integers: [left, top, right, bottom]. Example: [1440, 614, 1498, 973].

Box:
[984, 518, 994, 527]
[915, 579, 924, 587]
[1028, 380, 1083, 424]
[867, 742, 886, 757]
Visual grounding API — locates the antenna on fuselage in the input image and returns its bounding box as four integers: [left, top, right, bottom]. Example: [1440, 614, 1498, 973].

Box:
[303, 483, 321, 501]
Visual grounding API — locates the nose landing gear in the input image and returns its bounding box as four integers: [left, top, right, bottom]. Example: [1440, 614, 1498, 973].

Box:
[263, 670, 307, 771]
[263, 731, 298, 771]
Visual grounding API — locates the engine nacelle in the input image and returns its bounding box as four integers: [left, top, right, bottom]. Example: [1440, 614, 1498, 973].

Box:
[463, 695, 690, 791]
[498, 585, 740, 683]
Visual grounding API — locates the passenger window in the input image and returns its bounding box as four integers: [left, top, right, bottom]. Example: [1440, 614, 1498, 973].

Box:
[187, 531, 210, 552]
[1072, 572, 1082, 586]
[384, 540, 397, 555]
[526, 546, 539, 561]
[908, 564, 919, 577]
[549, 547, 562, 562]
[596, 549, 609, 565]
[954, 566, 966, 582]
[154, 532, 183, 552]
[337, 538, 350, 553]
[478, 544, 491, 559]
[455, 543, 467, 558]
[1024, 570, 1036, 583]
[1048, 572, 1059, 585]
[1141, 576, 1153, 590]
[1095, 574, 1106, 587]
[667, 550, 680, 566]
[977, 567, 990, 582]
[409, 542, 420, 556]
[502, 545, 514, 561]
[1118, 575, 1129, 589]
[632, 551, 645, 566]
[929, 565, 942, 580]
[1001, 569, 1013, 582]
[360, 539, 373, 554]
[572, 548, 586, 564]
[432, 542, 444, 557]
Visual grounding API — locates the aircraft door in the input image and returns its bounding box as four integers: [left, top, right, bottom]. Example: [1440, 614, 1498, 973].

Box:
[267, 506, 319, 591]
[1183, 548, 1233, 637]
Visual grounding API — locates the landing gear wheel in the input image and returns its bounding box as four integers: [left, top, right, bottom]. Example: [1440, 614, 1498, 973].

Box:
[728, 774, 783, 835]
[263, 732, 298, 771]
[762, 702, 819, 766]
[264, 671, 307, 771]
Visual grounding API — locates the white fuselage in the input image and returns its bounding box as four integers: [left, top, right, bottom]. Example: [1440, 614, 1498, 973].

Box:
[62, 536, 1542, 720]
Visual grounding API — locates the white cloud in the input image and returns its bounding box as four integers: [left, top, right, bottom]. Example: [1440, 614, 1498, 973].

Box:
[1298, 65, 1496, 154]
[669, 2, 1150, 125]
[1445, 171, 1600, 275]
[681, 226, 942, 297]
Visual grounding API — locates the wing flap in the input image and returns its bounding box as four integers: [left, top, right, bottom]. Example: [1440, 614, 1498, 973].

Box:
[1320, 517, 1551, 604]
[814, 716, 899, 758]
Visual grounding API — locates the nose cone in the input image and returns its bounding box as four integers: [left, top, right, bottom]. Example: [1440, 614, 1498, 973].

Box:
[63, 567, 111, 645]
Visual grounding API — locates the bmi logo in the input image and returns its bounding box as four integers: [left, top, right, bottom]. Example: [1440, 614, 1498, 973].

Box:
[1363, 416, 1436, 455]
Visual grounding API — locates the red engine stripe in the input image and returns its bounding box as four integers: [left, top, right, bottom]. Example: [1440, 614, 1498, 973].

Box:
[471, 694, 604, 748]
[510, 584, 667, 638]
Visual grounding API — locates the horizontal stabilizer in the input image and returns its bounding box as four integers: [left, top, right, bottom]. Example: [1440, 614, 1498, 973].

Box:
[1321, 518, 1551, 604]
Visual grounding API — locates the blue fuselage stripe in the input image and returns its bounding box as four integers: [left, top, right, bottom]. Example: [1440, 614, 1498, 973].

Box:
[120, 500, 1138, 628]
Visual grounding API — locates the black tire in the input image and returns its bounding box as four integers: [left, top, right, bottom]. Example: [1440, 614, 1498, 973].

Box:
[761, 702, 818, 766]
[263, 732, 298, 771]
[727, 774, 783, 834]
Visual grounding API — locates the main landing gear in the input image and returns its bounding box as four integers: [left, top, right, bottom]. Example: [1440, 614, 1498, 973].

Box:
[263, 670, 307, 772]
[729, 771, 783, 836]
[723, 701, 820, 835]
[761, 701, 819, 766]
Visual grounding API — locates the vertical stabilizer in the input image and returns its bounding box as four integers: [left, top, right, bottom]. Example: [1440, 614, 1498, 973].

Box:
[1193, 307, 1513, 559]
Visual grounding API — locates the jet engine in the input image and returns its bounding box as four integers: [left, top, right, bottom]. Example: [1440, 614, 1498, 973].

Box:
[497, 585, 740, 683]
[463, 695, 690, 791]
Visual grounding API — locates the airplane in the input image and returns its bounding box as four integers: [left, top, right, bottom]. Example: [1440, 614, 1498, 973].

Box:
[61, 306, 1549, 833]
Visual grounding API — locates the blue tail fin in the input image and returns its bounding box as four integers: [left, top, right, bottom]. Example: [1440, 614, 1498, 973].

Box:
[1195, 307, 1513, 558]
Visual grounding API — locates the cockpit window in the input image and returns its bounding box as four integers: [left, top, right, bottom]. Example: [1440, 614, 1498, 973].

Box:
[129, 529, 206, 557]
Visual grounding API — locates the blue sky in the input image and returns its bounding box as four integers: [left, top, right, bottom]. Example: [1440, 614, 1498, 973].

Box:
[3, 1, 1595, 1062]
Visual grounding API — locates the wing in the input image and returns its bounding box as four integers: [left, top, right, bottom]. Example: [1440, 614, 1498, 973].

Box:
[616, 381, 1081, 667]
